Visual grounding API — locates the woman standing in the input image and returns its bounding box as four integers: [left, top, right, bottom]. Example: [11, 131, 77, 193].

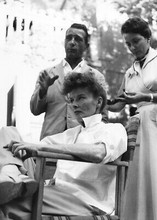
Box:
[108, 17, 157, 220]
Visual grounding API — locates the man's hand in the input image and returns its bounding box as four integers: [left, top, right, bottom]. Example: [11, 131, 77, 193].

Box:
[39, 71, 59, 98]
[4, 141, 40, 161]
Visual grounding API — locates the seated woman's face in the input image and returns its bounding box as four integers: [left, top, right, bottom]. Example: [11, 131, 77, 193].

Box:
[123, 33, 150, 60]
[68, 87, 101, 120]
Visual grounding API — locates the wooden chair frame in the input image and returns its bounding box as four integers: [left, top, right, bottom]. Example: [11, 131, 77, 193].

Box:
[31, 117, 139, 220]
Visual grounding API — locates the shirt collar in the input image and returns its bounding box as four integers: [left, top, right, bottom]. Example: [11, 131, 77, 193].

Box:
[82, 114, 102, 128]
[129, 47, 157, 78]
[63, 59, 85, 69]
[128, 49, 149, 78]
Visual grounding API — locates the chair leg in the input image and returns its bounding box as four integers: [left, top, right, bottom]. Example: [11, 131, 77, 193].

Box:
[31, 157, 46, 220]
[115, 166, 125, 219]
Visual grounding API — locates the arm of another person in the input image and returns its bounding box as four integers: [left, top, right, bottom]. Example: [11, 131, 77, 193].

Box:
[107, 73, 157, 112]
[107, 78, 126, 112]
[30, 74, 47, 115]
[122, 91, 157, 104]
[30, 69, 59, 115]
[107, 90, 157, 111]
[107, 100, 125, 112]
[111, 77, 157, 105]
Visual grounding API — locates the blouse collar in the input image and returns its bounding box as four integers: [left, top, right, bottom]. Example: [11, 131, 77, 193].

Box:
[128, 47, 157, 78]
[82, 114, 102, 128]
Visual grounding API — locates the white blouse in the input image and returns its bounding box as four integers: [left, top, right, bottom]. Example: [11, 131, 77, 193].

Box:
[42, 114, 127, 214]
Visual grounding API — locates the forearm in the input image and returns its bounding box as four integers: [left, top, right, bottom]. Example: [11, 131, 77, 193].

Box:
[144, 93, 157, 103]
[40, 142, 106, 163]
[30, 86, 47, 115]
[151, 93, 157, 103]
[107, 101, 125, 112]
[125, 92, 157, 104]
[39, 87, 47, 99]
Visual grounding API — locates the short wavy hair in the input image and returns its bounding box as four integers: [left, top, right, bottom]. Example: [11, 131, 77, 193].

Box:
[62, 71, 107, 112]
[121, 17, 151, 39]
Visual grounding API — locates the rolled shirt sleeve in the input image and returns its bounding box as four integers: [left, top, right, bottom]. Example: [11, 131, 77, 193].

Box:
[100, 123, 127, 164]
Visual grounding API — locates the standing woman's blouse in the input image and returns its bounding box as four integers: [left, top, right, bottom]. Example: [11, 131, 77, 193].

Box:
[119, 47, 157, 109]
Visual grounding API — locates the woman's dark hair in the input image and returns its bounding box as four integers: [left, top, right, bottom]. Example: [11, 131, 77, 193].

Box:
[62, 71, 107, 112]
[68, 23, 90, 47]
[121, 17, 152, 39]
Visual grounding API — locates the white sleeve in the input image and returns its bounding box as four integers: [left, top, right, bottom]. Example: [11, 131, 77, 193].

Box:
[101, 124, 127, 164]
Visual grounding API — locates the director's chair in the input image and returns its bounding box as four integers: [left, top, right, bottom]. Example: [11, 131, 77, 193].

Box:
[31, 117, 139, 220]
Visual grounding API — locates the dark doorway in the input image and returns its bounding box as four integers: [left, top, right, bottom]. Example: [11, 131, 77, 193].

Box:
[7, 85, 16, 126]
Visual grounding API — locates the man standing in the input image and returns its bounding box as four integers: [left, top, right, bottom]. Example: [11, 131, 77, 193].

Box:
[30, 23, 108, 140]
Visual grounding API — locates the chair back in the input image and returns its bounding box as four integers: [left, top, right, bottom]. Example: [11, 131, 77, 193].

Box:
[122, 116, 140, 162]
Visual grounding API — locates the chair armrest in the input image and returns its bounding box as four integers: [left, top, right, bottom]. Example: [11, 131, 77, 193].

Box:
[35, 151, 128, 167]
[36, 151, 80, 161]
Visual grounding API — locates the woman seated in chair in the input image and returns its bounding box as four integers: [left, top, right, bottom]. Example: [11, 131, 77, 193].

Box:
[0, 71, 127, 220]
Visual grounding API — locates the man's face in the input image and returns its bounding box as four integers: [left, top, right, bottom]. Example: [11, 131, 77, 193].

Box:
[65, 28, 87, 61]
[68, 87, 100, 121]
